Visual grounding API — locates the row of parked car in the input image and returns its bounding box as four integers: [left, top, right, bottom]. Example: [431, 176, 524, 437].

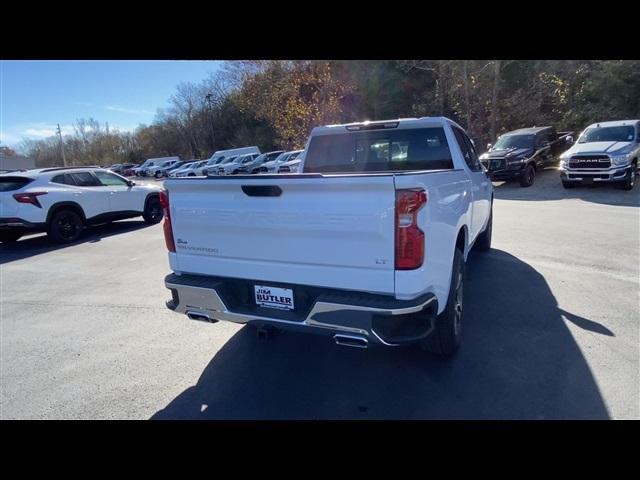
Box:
[480, 119, 639, 190]
[105, 148, 306, 180]
[101, 119, 639, 191]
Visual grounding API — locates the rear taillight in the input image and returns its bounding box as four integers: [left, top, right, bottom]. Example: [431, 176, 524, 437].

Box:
[13, 191, 47, 208]
[395, 189, 427, 270]
[159, 190, 175, 252]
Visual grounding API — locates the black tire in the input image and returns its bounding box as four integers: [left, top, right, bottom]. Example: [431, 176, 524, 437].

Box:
[188, 173, 195, 177]
[474, 202, 492, 252]
[519, 164, 535, 187]
[0, 229, 24, 244]
[143, 196, 163, 224]
[154, 171, 162, 178]
[619, 166, 636, 191]
[47, 209, 84, 244]
[561, 180, 575, 189]
[232, 170, 239, 175]
[419, 248, 465, 356]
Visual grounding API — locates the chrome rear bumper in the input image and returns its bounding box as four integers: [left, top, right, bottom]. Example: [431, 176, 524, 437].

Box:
[165, 273, 437, 347]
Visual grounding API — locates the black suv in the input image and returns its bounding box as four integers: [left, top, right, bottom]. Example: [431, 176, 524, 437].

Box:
[480, 126, 573, 187]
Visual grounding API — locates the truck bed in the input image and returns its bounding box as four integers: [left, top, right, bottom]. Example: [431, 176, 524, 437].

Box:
[164, 169, 464, 298]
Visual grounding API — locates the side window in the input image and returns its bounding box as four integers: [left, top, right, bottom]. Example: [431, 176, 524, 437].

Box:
[452, 127, 481, 171]
[70, 172, 101, 187]
[94, 171, 129, 187]
[51, 173, 77, 185]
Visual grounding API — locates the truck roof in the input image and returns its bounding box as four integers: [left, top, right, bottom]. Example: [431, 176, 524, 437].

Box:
[585, 119, 639, 128]
[146, 156, 180, 162]
[501, 126, 554, 136]
[313, 117, 463, 136]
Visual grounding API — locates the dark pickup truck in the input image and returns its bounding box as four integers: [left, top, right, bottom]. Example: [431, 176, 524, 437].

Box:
[480, 126, 573, 187]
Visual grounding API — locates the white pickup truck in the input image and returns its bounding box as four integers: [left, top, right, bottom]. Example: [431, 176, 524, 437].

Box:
[162, 117, 493, 355]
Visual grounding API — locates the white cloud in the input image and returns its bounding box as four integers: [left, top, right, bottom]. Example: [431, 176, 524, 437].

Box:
[1, 122, 136, 147]
[0, 131, 24, 145]
[20, 123, 74, 138]
[105, 105, 152, 115]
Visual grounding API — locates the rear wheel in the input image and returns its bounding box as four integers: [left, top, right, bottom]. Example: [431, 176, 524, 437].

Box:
[143, 196, 163, 224]
[519, 164, 535, 187]
[0, 229, 24, 244]
[419, 248, 465, 356]
[47, 209, 84, 244]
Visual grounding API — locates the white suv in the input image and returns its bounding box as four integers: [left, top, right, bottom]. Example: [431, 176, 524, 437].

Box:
[0, 167, 164, 244]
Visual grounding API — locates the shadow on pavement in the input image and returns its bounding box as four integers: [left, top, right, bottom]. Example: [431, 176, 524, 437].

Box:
[152, 249, 610, 420]
[0, 220, 150, 265]
[493, 168, 640, 207]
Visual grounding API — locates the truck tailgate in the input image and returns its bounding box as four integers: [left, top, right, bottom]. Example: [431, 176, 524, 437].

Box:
[166, 175, 396, 295]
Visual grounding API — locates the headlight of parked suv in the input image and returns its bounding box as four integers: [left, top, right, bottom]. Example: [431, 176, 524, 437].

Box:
[507, 155, 527, 164]
[610, 154, 631, 166]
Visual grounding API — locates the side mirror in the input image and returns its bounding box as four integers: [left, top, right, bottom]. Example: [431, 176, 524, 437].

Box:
[486, 143, 492, 150]
[127, 180, 135, 187]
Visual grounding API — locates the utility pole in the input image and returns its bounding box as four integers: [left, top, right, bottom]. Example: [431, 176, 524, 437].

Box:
[56, 124, 67, 167]
[205, 93, 215, 152]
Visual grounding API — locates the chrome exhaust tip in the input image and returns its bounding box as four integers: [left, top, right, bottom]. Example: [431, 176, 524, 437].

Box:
[334, 334, 368, 349]
[186, 311, 218, 323]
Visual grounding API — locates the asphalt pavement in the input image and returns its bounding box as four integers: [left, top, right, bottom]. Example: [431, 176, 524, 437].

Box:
[1, 169, 638, 419]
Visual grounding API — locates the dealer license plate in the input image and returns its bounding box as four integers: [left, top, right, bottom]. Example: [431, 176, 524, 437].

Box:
[254, 285, 295, 311]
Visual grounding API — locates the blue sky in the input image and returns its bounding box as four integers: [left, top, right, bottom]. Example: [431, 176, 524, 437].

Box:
[1, 60, 222, 148]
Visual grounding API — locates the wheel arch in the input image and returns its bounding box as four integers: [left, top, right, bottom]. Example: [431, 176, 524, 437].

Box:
[46, 201, 86, 225]
[144, 192, 160, 212]
[455, 224, 468, 260]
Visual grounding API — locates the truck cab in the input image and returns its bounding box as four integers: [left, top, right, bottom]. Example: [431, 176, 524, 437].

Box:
[559, 120, 639, 190]
[480, 126, 573, 187]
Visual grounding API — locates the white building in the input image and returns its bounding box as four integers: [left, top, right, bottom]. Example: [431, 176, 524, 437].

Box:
[0, 154, 35, 171]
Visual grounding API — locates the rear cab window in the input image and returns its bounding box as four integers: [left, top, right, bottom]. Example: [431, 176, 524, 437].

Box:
[0, 176, 34, 191]
[303, 127, 454, 173]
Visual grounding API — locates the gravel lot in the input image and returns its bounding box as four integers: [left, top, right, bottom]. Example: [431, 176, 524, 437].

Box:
[1, 169, 638, 419]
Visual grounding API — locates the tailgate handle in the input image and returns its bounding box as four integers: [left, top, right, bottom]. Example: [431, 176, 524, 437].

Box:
[241, 185, 282, 197]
